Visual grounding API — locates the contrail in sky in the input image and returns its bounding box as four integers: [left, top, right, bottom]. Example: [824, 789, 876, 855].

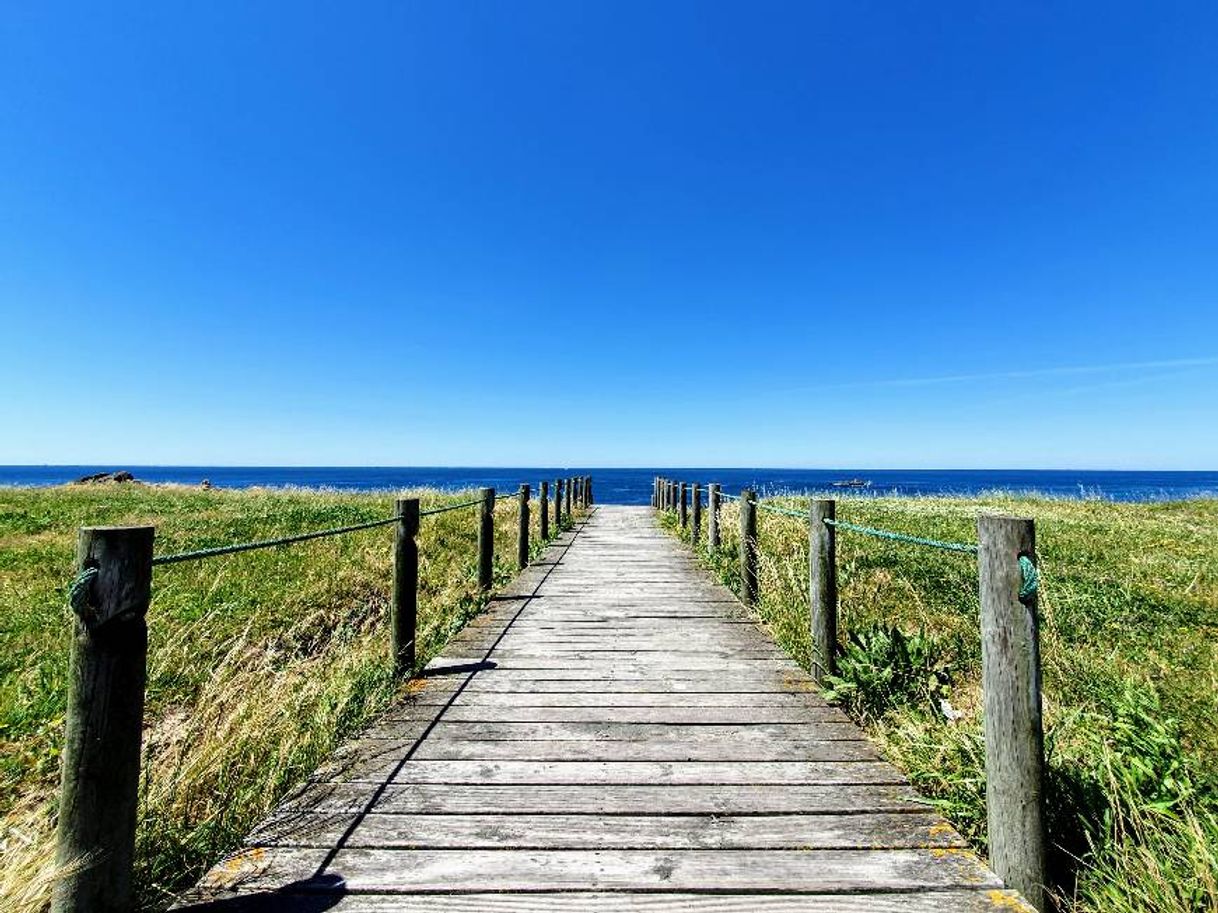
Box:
[798, 356, 1218, 392]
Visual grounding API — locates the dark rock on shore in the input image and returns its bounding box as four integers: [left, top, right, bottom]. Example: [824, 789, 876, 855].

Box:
[72, 470, 137, 485]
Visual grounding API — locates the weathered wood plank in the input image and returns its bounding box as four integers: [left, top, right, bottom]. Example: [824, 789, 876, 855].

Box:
[272, 782, 930, 816]
[189, 846, 1002, 894]
[248, 810, 958, 850]
[177, 891, 1032, 912]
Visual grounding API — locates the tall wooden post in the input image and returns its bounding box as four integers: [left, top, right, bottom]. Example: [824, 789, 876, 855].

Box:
[478, 487, 495, 589]
[809, 499, 837, 683]
[517, 484, 530, 570]
[978, 516, 1047, 912]
[692, 483, 702, 544]
[554, 478, 563, 530]
[53, 525, 154, 913]
[739, 489, 758, 605]
[708, 483, 721, 549]
[667, 480, 675, 511]
[652, 477, 658, 509]
[679, 482, 688, 529]
[565, 477, 573, 516]
[586, 476, 593, 505]
[393, 498, 420, 676]
[539, 480, 550, 540]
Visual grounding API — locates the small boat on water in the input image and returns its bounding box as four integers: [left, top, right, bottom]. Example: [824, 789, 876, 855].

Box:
[831, 478, 872, 489]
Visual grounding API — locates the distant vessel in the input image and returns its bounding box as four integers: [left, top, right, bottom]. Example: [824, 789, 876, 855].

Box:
[831, 478, 872, 489]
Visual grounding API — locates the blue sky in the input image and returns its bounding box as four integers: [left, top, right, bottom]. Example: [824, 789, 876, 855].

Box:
[2, 2, 1216, 468]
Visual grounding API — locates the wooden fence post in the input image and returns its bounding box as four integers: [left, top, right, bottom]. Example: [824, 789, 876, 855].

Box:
[667, 480, 675, 511]
[540, 481, 550, 540]
[478, 487, 495, 589]
[554, 478, 563, 530]
[517, 484, 530, 570]
[978, 515, 1047, 912]
[393, 498, 420, 676]
[565, 477, 573, 516]
[708, 483, 720, 549]
[692, 483, 702, 544]
[652, 477, 658, 509]
[586, 476, 593, 505]
[53, 525, 154, 913]
[740, 489, 758, 605]
[679, 482, 688, 529]
[809, 499, 837, 683]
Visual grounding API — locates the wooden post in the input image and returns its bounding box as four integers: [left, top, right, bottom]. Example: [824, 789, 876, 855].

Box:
[809, 499, 837, 683]
[652, 477, 658, 509]
[565, 477, 573, 517]
[392, 498, 420, 676]
[517, 484, 530, 570]
[739, 489, 758, 605]
[586, 476, 593, 505]
[978, 515, 1047, 912]
[679, 482, 688, 529]
[692, 483, 702, 544]
[554, 478, 563, 530]
[577, 476, 584, 508]
[667, 480, 675, 511]
[53, 525, 154, 913]
[478, 487, 495, 589]
[708, 483, 720, 549]
[540, 480, 550, 540]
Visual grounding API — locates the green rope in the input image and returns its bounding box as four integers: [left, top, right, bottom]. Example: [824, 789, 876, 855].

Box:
[68, 566, 98, 616]
[151, 515, 399, 566]
[823, 518, 979, 555]
[756, 502, 807, 520]
[419, 497, 484, 517]
[1019, 555, 1040, 601]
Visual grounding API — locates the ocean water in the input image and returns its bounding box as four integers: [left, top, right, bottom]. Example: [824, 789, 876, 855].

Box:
[2, 466, 1216, 504]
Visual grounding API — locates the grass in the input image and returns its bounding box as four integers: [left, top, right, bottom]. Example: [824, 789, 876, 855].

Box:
[0, 482, 578, 912]
[661, 492, 1218, 912]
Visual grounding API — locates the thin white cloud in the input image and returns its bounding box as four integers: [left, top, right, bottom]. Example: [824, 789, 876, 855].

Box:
[787, 356, 1218, 393]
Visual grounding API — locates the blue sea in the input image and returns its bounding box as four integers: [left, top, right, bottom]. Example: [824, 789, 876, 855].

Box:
[2, 466, 1216, 504]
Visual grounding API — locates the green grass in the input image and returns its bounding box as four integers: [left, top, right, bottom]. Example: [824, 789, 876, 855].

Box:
[661, 492, 1218, 912]
[0, 482, 576, 912]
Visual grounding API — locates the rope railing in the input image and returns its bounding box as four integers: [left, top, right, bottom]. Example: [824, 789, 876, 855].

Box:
[151, 515, 401, 566]
[822, 517, 979, 555]
[419, 497, 485, 517]
[650, 471, 1046, 905]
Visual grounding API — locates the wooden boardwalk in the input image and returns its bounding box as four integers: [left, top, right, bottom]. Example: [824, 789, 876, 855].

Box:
[179, 506, 1031, 912]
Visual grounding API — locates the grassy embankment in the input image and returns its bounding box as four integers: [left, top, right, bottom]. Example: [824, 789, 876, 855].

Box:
[661, 493, 1217, 912]
[0, 483, 576, 912]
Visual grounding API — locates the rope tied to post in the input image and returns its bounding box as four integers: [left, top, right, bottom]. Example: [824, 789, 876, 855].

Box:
[68, 566, 99, 618]
[1018, 554, 1040, 602]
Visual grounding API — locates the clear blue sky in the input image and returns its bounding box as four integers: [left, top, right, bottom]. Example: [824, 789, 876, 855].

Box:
[3, 2, 1216, 469]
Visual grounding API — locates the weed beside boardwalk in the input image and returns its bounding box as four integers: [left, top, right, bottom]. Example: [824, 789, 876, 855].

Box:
[662, 493, 1218, 912]
[0, 483, 569, 912]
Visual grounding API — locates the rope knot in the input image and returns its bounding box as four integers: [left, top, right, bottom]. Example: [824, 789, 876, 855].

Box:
[68, 567, 100, 624]
[1018, 554, 1039, 602]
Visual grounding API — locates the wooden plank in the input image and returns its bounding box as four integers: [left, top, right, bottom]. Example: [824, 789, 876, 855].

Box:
[177, 891, 1034, 912]
[248, 810, 958, 850]
[379, 759, 903, 785]
[384, 707, 848, 724]
[272, 782, 930, 815]
[342, 736, 882, 765]
[189, 846, 1002, 894]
